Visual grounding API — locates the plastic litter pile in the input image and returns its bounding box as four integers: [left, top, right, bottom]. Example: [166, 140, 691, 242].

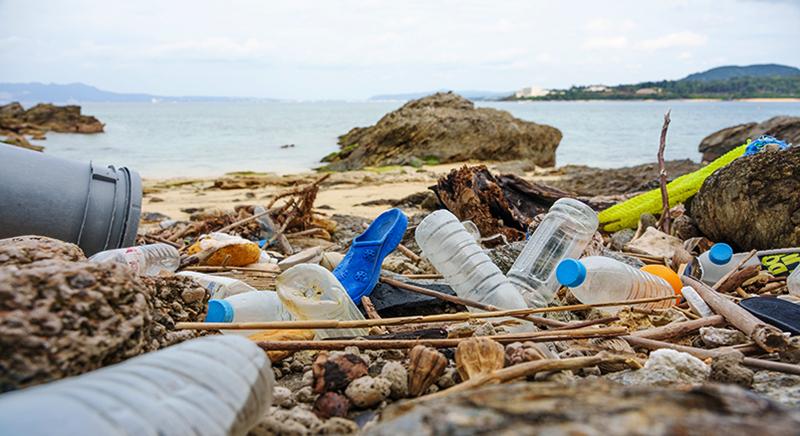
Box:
[1, 137, 800, 436]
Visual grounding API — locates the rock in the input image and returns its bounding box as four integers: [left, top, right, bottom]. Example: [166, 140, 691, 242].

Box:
[294, 386, 317, 404]
[609, 349, 709, 386]
[625, 227, 684, 258]
[691, 146, 800, 250]
[1, 132, 43, 152]
[487, 241, 526, 273]
[274, 386, 296, 408]
[312, 417, 359, 435]
[21, 103, 104, 133]
[700, 327, 748, 347]
[610, 228, 636, 251]
[0, 251, 208, 392]
[312, 351, 369, 393]
[344, 376, 392, 408]
[313, 391, 351, 419]
[322, 92, 561, 170]
[671, 214, 701, 240]
[710, 351, 754, 387]
[379, 361, 408, 399]
[549, 159, 702, 196]
[753, 371, 800, 406]
[698, 116, 800, 162]
[436, 367, 459, 389]
[0, 235, 85, 266]
[472, 322, 497, 337]
[368, 380, 800, 435]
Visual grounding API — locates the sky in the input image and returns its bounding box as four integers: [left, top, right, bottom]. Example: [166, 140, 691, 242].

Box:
[1, 0, 799, 100]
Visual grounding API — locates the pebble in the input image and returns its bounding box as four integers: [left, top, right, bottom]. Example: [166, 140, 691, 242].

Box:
[700, 327, 748, 347]
[379, 361, 408, 399]
[709, 351, 754, 387]
[473, 322, 497, 337]
[345, 376, 392, 408]
[301, 369, 313, 387]
[313, 417, 359, 435]
[609, 349, 709, 386]
[294, 386, 317, 404]
[436, 367, 458, 389]
[273, 386, 296, 408]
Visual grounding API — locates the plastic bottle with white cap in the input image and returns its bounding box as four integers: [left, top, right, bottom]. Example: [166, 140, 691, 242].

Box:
[556, 256, 675, 314]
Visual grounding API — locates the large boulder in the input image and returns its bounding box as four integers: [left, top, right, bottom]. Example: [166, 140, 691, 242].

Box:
[698, 116, 800, 162]
[367, 381, 800, 435]
[690, 146, 800, 250]
[0, 101, 104, 137]
[0, 236, 208, 392]
[322, 92, 561, 170]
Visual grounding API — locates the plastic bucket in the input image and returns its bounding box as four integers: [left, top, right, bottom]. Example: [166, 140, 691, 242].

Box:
[0, 144, 142, 256]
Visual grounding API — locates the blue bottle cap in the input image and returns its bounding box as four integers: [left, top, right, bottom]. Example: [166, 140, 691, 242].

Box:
[709, 243, 733, 266]
[205, 299, 234, 323]
[556, 258, 587, 287]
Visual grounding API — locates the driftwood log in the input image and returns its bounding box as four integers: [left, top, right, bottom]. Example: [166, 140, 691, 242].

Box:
[431, 165, 609, 242]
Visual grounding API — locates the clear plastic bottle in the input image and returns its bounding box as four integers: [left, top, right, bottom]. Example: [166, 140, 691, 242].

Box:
[788, 267, 800, 297]
[276, 264, 368, 339]
[0, 335, 274, 436]
[89, 243, 180, 276]
[206, 290, 294, 337]
[556, 256, 675, 313]
[507, 198, 599, 308]
[414, 210, 529, 312]
[177, 271, 257, 299]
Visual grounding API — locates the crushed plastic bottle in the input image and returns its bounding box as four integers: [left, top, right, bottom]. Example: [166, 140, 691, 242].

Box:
[415, 210, 529, 312]
[88, 243, 180, 276]
[556, 256, 675, 314]
[681, 286, 714, 317]
[788, 267, 800, 297]
[276, 264, 368, 339]
[206, 290, 293, 337]
[0, 335, 274, 436]
[697, 243, 800, 285]
[177, 271, 257, 299]
[507, 198, 599, 308]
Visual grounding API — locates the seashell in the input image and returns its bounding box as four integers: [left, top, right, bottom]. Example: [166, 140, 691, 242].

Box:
[505, 341, 558, 366]
[407, 345, 447, 397]
[588, 337, 636, 373]
[456, 337, 505, 381]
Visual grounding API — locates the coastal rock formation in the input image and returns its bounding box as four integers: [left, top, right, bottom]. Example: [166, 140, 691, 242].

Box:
[548, 159, 701, 196]
[322, 92, 561, 170]
[0, 101, 104, 150]
[368, 381, 800, 435]
[0, 236, 208, 392]
[690, 146, 800, 250]
[698, 116, 800, 162]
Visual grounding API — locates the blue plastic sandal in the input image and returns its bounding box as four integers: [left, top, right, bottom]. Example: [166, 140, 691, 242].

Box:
[334, 208, 408, 301]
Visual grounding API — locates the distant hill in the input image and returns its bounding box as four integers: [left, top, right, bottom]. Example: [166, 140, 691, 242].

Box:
[682, 64, 800, 82]
[370, 89, 510, 101]
[0, 82, 265, 104]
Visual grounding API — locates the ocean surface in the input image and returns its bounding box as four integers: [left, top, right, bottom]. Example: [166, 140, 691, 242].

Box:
[37, 100, 800, 179]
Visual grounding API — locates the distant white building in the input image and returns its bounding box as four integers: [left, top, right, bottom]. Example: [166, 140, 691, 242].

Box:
[635, 87, 661, 95]
[514, 86, 550, 98]
[585, 84, 610, 92]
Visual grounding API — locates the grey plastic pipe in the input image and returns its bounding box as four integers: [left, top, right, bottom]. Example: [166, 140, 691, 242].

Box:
[0, 335, 274, 436]
[0, 144, 142, 255]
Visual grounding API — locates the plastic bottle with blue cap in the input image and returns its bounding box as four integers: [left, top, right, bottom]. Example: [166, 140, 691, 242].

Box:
[556, 256, 675, 314]
[206, 291, 293, 337]
[697, 243, 800, 285]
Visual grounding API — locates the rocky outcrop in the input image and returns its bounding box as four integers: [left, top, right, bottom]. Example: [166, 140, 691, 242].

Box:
[549, 159, 702, 196]
[0, 101, 104, 150]
[698, 116, 800, 162]
[0, 236, 208, 392]
[690, 146, 800, 250]
[322, 92, 561, 170]
[368, 381, 800, 435]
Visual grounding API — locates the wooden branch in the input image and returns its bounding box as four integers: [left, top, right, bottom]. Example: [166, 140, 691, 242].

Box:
[716, 264, 760, 294]
[396, 244, 422, 264]
[182, 265, 280, 274]
[630, 315, 725, 340]
[418, 352, 632, 402]
[401, 273, 444, 280]
[255, 326, 627, 351]
[656, 110, 672, 234]
[624, 336, 800, 376]
[683, 276, 788, 352]
[216, 208, 272, 234]
[712, 249, 757, 289]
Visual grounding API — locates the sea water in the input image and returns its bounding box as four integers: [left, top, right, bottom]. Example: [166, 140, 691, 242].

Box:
[36, 100, 800, 178]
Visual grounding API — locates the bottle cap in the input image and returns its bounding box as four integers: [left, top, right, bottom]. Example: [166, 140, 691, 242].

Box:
[709, 243, 733, 265]
[205, 299, 234, 323]
[556, 258, 587, 287]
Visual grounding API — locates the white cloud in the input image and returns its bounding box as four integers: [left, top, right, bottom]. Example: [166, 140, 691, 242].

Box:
[585, 18, 636, 32]
[582, 36, 629, 49]
[637, 31, 708, 50]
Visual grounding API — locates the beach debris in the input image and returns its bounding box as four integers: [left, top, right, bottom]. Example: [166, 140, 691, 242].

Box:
[455, 337, 505, 381]
[698, 115, 800, 162]
[321, 92, 561, 171]
[187, 232, 262, 266]
[691, 145, 800, 250]
[625, 227, 684, 259]
[345, 375, 392, 408]
[407, 345, 447, 397]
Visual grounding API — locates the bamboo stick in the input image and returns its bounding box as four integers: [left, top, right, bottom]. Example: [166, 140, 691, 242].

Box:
[397, 244, 422, 263]
[182, 265, 280, 274]
[176, 295, 675, 331]
[254, 326, 627, 351]
[630, 315, 725, 340]
[683, 276, 788, 352]
[400, 273, 444, 280]
[216, 208, 273, 234]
